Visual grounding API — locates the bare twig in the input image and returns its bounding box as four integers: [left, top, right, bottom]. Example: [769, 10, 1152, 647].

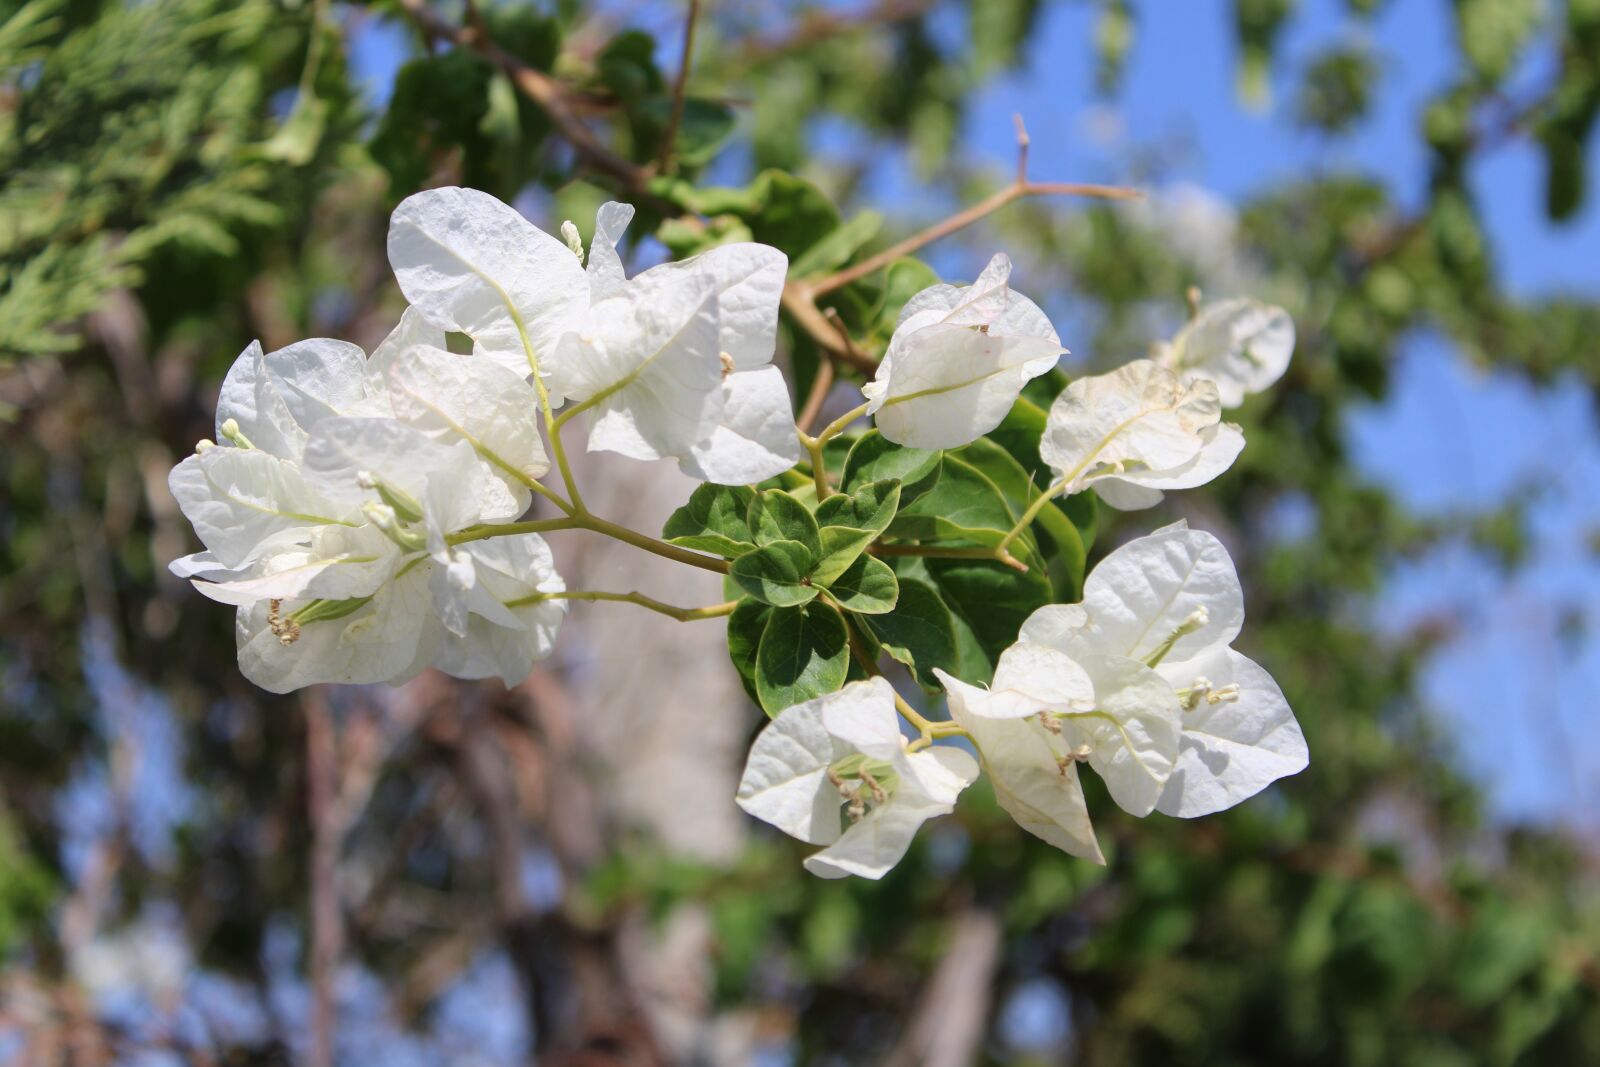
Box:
[657, 0, 702, 172]
[808, 177, 1140, 299]
[795, 352, 837, 434]
[396, 0, 650, 190]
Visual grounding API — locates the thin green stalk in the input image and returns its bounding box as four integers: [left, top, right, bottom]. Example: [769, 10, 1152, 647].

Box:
[505, 589, 738, 622]
[447, 517, 580, 545]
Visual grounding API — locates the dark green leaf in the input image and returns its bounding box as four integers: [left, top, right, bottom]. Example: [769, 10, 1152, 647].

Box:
[725, 598, 771, 705]
[730, 540, 817, 607]
[824, 554, 899, 615]
[885, 454, 1024, 549]
[749, 488, 822, 557]
[812, 478, 901, 583]
[791, 210, 883, 278]
[924, 554, 1054, 676]
[755, 601, 850, 714]
[662, 484, 757, 557]
[841, 431, 941, 508]
[954, 437, 1086, 599]
[860, 578, 957, 690]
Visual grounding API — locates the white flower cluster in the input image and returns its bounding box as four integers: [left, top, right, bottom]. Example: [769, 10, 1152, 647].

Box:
[170, 187, 799, 692]
[169, 187, 1306, 876]
[740, 523, 1308, 875]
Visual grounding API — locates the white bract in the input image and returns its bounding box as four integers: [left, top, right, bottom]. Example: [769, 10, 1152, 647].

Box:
[1153, 298, 1295, 408]
[556, 202, 800, 483]
[165, 185, 1307, 878]
[735, 678, 979, 879]
[941, 523, 1306, 859]
[1038, 359, 1243, 511]
[863, 253, 1064, 449]
[171, 326, 567, 695]
[388, 188, 797, 484]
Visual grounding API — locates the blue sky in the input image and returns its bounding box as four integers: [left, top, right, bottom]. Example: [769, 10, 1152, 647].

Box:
[342, 0, 1600, 825]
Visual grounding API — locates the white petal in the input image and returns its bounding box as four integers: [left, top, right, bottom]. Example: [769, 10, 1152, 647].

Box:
[1165, 299, 1294, 408]
[679, 366, 803, 485]
[1039, 360, 1223, 496]
[942, 679, 1104, 863]
[1155, 648, 1307, 817]
[818, 676, 905, 759]
[387, 187, 588, 389]
[638, 242, 788, 372]
[168, 449, 352, 569]
[1093, 422, 1245, 511]
[431, 534, 566, 687]
[385, 343, 550, 509]
[574, 272, 726, 464]
[1076, 524, 1244, 663]
[367, 306, 447, 402]
[193, 526, 398, 606]
[1063, 653, 1183, 817]
[302, 417, 518, 524]
[802, 746, 977, 880]
[236, 564, 439, 693]
[585, 201, 636, 302]
[869, 323, 1062, 449]
[168, 551, 228, 581]
[216, 341, 306, 460]
[736, 696, 846, 846]
[263, 338, 369, 430]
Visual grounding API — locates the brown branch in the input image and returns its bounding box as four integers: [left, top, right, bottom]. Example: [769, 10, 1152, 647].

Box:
[735, 0, 936, 66]
[809, 179, 1141, 298]
[781, 284, 880, 374]
[396, 0, 649, 190]
[657, 0, 702, 172]
[795, 351, 837, 433]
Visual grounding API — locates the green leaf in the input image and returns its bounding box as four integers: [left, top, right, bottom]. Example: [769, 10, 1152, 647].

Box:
[860, 578, 957, 690]
[885, 454, 1025, 549]
[730, 540, 817, 607]
[748, 488, 822, 558]
[678, 170, 842, 261]
[637, 96, 737, 167]
[953, 437, 1086, 599]
[823, 554, 899, 615]
[726, 598, 771, 705]
[841, 431, 941, 509]
[868, 258, 941, 342]
[791, 210, 883, 278]
[662, 484, 757, 557]
[812, 478, 901, 583]
[755, 601, 850, 715]
[596, 30, 664, 105]
[924, 554, 1054, 677]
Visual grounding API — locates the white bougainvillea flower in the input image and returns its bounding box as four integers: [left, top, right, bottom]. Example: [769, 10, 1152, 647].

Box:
[1021, 522, 1306, 818]
[1038, 359, 1243, 511]
[864, 253, 1064, 449]
[1153, 298, 1294, 408]
[941, 638, 1181, 844]
[188, 524, 400, 610]
[383, 343, 549, 513]
[735, 677, 979, 879]
[168, 444, 359, 570]
[387, 186, 589, 388]
[555, 202, 799, 483]
[301, 416, 521, 528]
[430, 533, 566, 688]
[234, 560, 440, 693]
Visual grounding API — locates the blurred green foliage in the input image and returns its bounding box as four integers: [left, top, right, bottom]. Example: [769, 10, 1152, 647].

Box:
[2, 0, 1599, 1062]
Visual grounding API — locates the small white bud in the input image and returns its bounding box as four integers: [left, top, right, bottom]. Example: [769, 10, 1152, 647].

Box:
[219, 418, 254, 449]
[561, 220, 584, 262]
[194, 439, 215, 454]
[356, 469, 378, 490]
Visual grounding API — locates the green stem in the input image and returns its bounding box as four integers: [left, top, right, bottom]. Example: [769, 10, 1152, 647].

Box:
[870, 543, 1030, 572]
[993, 473, 1072, 561]
[797, 430, 831, 499]
[576, 512, 731, 574]
[505, 589, 738, 622]
[447, 517, 580, 545]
